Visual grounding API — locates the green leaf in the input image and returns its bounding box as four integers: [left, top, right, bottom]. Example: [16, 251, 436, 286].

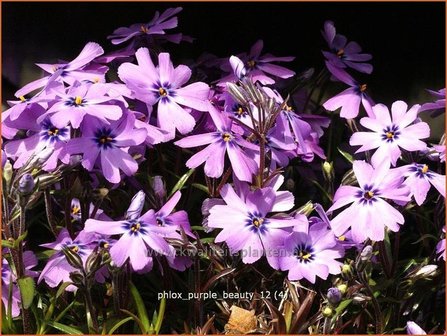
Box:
[190, 226, 205, 231]
[129, 282, 150, 333]
[108, 316, 133, 335]
[47, 321, 83, 334]
[334, 299, 352, 317]
[337, 147, 354, 163]
[120, 309, 146, 334]
[154, 296, 166, 334]
[1, 240, 14, 248]
[13, 231, 28, 249]
[17, 276, 35, 309]
[169, 168, 195, 197]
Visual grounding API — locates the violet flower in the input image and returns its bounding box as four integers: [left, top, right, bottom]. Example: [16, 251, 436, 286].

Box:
[394, 163, 445, 205]
[323, 62, 374, 119]
[418, 88, 445, 117]
[118, 48, 210, 140]
[108, 7, 184, 45]
[37, 81, 123, 129]
[155, 191, 194, 238]
[350, 101, 430, 167]
[406, 321, 427, 335]
[84, 192, 177, 271]
[62, 113, 146, 183]
[175, 103, 258, 182]
[278, 221, 344, 283]
[322, 20, 373, 74]
[15, 42, 106, 98]
[328, 160, 409, 243]
[207, 183, 303, 267]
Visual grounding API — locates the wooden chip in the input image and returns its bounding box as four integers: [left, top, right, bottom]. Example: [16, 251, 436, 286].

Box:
[224, 305, 257, 334]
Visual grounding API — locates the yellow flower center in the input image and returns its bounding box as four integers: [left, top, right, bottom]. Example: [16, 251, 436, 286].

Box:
[74, 96, 83, 105]
[159, 87, 168, 96]
[131, 222, 141, 232]
[100, 136, 113, 144]
[70, 245, 79, 253]
[338, 235, 346, 241]
[140, 25, 149, 33]
[337, 49, 345, 57]
[19, 96, 26, 102]
[360, 84, 367, 92]
[47, 128, 59, 136]
[299, 251, 312, 260]
[222, 133, 232, 142]
[421, 164, 429, 174]
[71, 206, 81, 215]
[386, 131, 394, 139]
[247, 60, 256, 68]
[364, 191, 374, 199]
[252, 218, 264, 228]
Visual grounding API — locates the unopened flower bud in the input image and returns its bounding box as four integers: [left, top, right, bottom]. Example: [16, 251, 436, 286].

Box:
[63, 246, 84, 270]
[322, 306, 333, 317]
[352, 293, 370, 304]
[322, 161, 334, 183]
[295, 201, 314, 216]
[360, 245, 374, 261]
[126, 190, 145, 220]
[151, 176, 166, 199]
[414, 265, 438, 278]
[3, 160, 13, 186]
[69, 272, 84, 286]
[327, 287, 342, 305]
[337, 284, 348, 295]
[341, 264, 353, 280]
[406, 321, 427, 335]
[18, 174, 35, 194]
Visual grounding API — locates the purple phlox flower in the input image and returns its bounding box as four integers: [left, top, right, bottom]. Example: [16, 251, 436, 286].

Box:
[221, 91, 254, 134]
[323, 61, 374, 119]
[300, 114, 331, 138]
[37, 81, 124, 129]
[84, 192, 177, 271]
[155, 191, 194, 238]
[328, 160, 410, 243]
[393, 163, 445, 206]
[218, 40, 295, 86]
[277, 103, 313, 154]
[108, 7, 185, 45]
[431, 143, 446, 163]
[278, 221, 344, 283]
[69, 198, 111, 222]
[15, 42, 106, 98]
[207, 183, 301, 267]
[133, 112, 170, 146]
[350, 101, 430, 167]
[418, 88, 445, 117]
[4, 113, 70, 171]
[436, 228, 445, 261]
[62, 113, 146, 183]
[406, 321, 427, 335]
[322, 20, 373, 74]
[38, 229, 96, 291]
[175, 103, 258, 182]
[118, 48, 210, 139]
[2, 250, 38, 317]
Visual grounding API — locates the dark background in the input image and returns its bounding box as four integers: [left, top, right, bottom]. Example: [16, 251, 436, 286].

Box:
[2, 2, 445, 105]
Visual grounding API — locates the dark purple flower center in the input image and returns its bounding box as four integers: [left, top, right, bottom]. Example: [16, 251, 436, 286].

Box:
[153, 82, 175, 102]
[381, 125, 400, 143]
[356, 185, 380, 205]
[65, 96, 86, 107]
[123, 220, 148, 236]
[336, 48, 345, 58]
[247, 60, 257, 69]
[140, 25, 149, 33]
[64, 243, 86, 256]
[294, 244, 315, 263]
[232, 104, 248, 118]
[40, 119, 69, 144]
[246, 212, 268, 234]
[98, 240, 109, 249]
[409, 163, 433, 179]
[94, 128, 116, 149]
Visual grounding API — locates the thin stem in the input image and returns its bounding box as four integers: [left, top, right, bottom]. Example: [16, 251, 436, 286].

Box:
[43, 189, 57, 238]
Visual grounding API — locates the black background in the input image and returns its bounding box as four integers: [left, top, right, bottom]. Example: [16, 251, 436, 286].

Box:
[2, 2, 445, 104]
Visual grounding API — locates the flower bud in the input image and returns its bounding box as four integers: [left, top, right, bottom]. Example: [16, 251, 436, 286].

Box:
[151, 176, 166, 199]
[126, 191, 145, 220]
[327, 287, 342, 305]
[406, 321, 426, 335]
[360, 245, 374, 261]
[341, 264, 353, 280]
[69, 272, 84, 286]
[337, 284, 347, 295]
[18, 174, 35, 194]
[3, 160, 13, 186]
[322, 161, 334, 183]
[322, 306, 333, 317]
[62, 246, 84, 270]
[414, 265, 438, 278]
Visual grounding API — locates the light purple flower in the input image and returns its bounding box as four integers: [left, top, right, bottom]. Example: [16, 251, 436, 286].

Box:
[406, 321, 427, 335]
[350, 101, 430, 167]
[155, 191, 193, 238]
[323, 62, 374, 119]
[84, 193, 177, 272]
[218, 40, 295, 86]
[175, 104, 258, 182]
[328, 160, 409, 243]
[278, 221, 344, 283]
[394, 163, 445, 205]
[108, 7, 184, 45]
[207, 183, 303, 267]
[118, 48, 210, 140]
[37, 82, 123, 129]
[62, 113, 146, 183]
[418, 88, 445, 117]
[38, 229, 96, 291]
[15, 42, 105, 98]
[322, 20, 373, 74]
